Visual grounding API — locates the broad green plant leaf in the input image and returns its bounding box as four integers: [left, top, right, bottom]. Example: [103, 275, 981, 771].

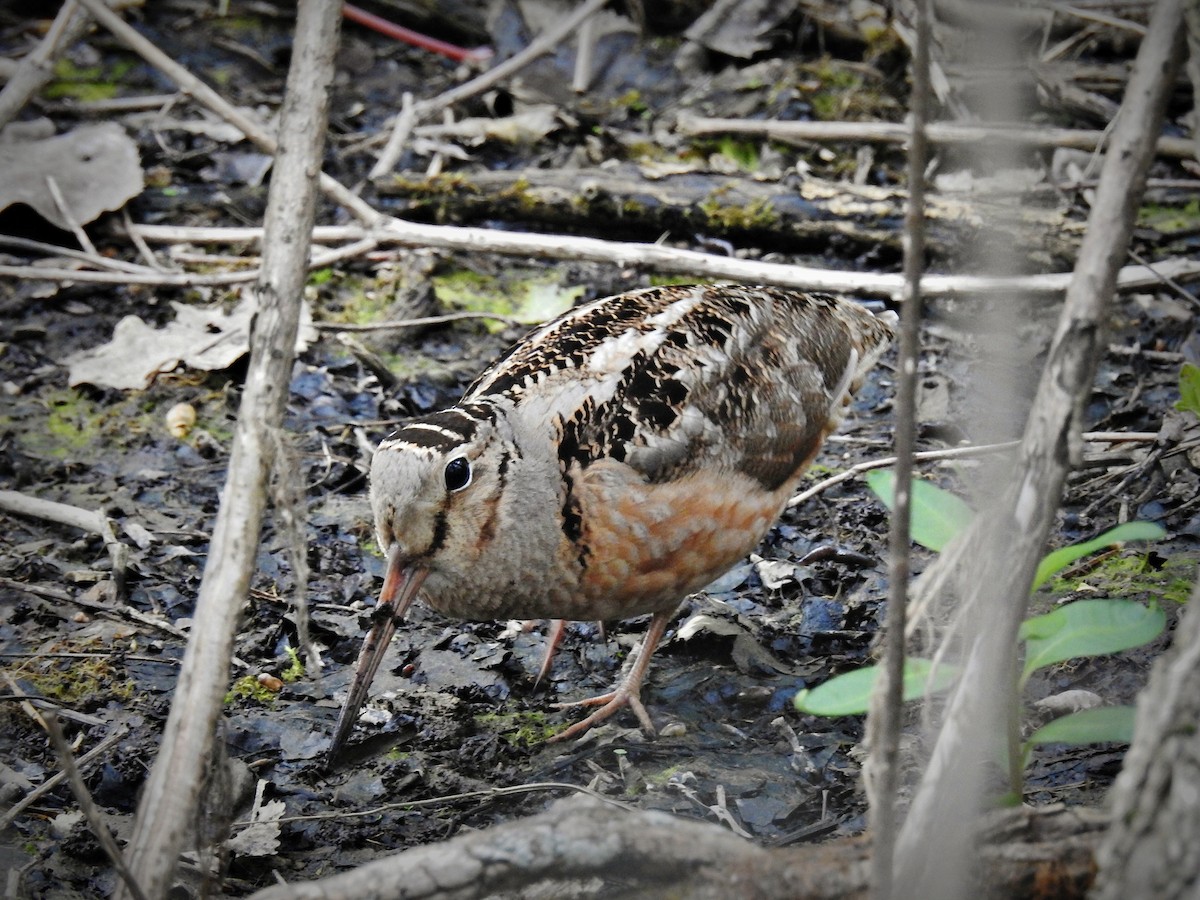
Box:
[1024, 705, 1136, 748]
[1176, 362, 1200, 416]
[866, 470, 974, 552]
[795, 658, 959, 716]
[1019, 599, 1165, 685]
[1033, 521, 1166, 590]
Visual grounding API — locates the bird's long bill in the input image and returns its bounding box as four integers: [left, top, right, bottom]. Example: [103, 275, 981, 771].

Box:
[325, 545, 428, 764]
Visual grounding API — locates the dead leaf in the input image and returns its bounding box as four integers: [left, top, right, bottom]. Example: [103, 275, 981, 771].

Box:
[685, 0, 803, 58]
[1034, 690, 1103, 715]
[225, 779, 284, 858]
[0, 123, 143, 229]
[416, 105, 565, 146]
[677, 609, 816, 676]
[750, 553, 797, 590]
[64, 290, 316, 390]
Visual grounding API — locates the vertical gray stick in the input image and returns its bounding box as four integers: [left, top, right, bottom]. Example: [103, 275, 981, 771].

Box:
[116, 3, 343, 897]
[894, 2, 1186, 896]
[865, 0, 931, 896]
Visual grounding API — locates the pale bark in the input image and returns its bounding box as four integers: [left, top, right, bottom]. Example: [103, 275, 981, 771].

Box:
[114, 3, 342, 897]
[0, 1, 91, 129]
[1091, 579, 1200, 899]
[244, 799, 1105, 900]
[865, 0, 931, 894]
[893, 2, 1188, 897]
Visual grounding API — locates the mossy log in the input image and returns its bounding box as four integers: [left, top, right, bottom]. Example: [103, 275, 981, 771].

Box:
[374, 164, 1080, 264]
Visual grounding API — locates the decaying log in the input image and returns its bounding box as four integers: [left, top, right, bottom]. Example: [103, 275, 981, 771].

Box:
[374, 165, 1079, 260]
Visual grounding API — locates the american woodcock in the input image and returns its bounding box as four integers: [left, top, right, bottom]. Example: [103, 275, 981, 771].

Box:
[327, 284, 893, 759]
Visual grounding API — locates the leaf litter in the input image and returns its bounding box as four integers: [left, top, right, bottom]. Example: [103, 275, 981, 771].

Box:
[0, 2, 1196, 896]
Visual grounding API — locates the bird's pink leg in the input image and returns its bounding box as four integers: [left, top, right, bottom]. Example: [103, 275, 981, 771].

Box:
[548, 610, 671, 742]
[534, 619, 567, 689]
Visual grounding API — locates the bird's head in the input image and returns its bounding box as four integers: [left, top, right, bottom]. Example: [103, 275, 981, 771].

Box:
[325, 405, 509, 766]
[368, 405, 509, 580]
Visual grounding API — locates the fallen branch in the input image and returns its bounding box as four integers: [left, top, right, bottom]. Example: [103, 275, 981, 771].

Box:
[121, 223, 1200, 300]
[373, 165, 1075, 258]
[114, 2, 343, 896]
[0, 490, 128, 597]
[677, 114, 1196, 159]
[242, 797, 1106, 900]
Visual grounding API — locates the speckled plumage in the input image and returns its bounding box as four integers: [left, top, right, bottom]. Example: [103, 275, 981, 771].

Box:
[328, 285, 893, 757]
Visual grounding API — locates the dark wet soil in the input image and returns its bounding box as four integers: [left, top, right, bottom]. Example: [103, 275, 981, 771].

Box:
[1, 3, 1198, 897]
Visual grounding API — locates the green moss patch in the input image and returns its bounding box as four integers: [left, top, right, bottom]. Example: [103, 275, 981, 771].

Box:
[473, 710, 562, 746]
[432, 270, 583, 332]
[1049, 552, 1194, 606]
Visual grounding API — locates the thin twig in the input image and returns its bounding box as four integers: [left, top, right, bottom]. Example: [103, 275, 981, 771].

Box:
[44, 175, 98, 256]
[0, 236, 378, 287]
[1051, 2, 1148, 36]
[368, 91, 415, 180]
[788, 431, 1157, 509]
[0, 491, 127, 597]
[39, 713, 150, 900]
[0, 724, 127, 831]
[573, 14, 598, 94]
[122, 223, 1200, 300]
[333, 332, 399, 388]
[1127, 246, 1200, 313]
[0, 262, 258, 286]
[368, 0, 609, 175]
[789, 442, 1019, 508]
[122, 208, 173, 271]
[0, 233, 158, 273]
[867, 1, 931, 891]
[9, 224, 1198, 306]
[341, 4, 491, 63]
[313, 310, 524, 331]
[676, 115, 1196, 159]
[44, 92, 182, 114]
[120, 219, 1200, 300]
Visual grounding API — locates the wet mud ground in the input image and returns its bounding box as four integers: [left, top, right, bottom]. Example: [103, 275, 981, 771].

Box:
[2, 272, 1195, 896]
[1, 3, 1198, 896]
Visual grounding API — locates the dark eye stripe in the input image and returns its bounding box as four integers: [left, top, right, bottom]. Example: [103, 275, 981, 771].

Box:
[380, 404, 497, 452]
[426, 505, 450, 558]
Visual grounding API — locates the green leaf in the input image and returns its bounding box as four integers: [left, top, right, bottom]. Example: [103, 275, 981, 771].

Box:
[1033, 521, 1166, 589]
[1025, 705, 1136, 748]
[1019, 599, 1165, 683]
[794, 658, 959, 716]
[866, 470, 975, 552]
[1176, 362, 1200, 416]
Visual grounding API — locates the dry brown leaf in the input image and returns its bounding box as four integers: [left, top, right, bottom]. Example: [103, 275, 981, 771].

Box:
[0, 123, 143, 228]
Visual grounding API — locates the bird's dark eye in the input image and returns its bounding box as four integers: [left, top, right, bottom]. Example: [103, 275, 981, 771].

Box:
[444, 456, 471, 491]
